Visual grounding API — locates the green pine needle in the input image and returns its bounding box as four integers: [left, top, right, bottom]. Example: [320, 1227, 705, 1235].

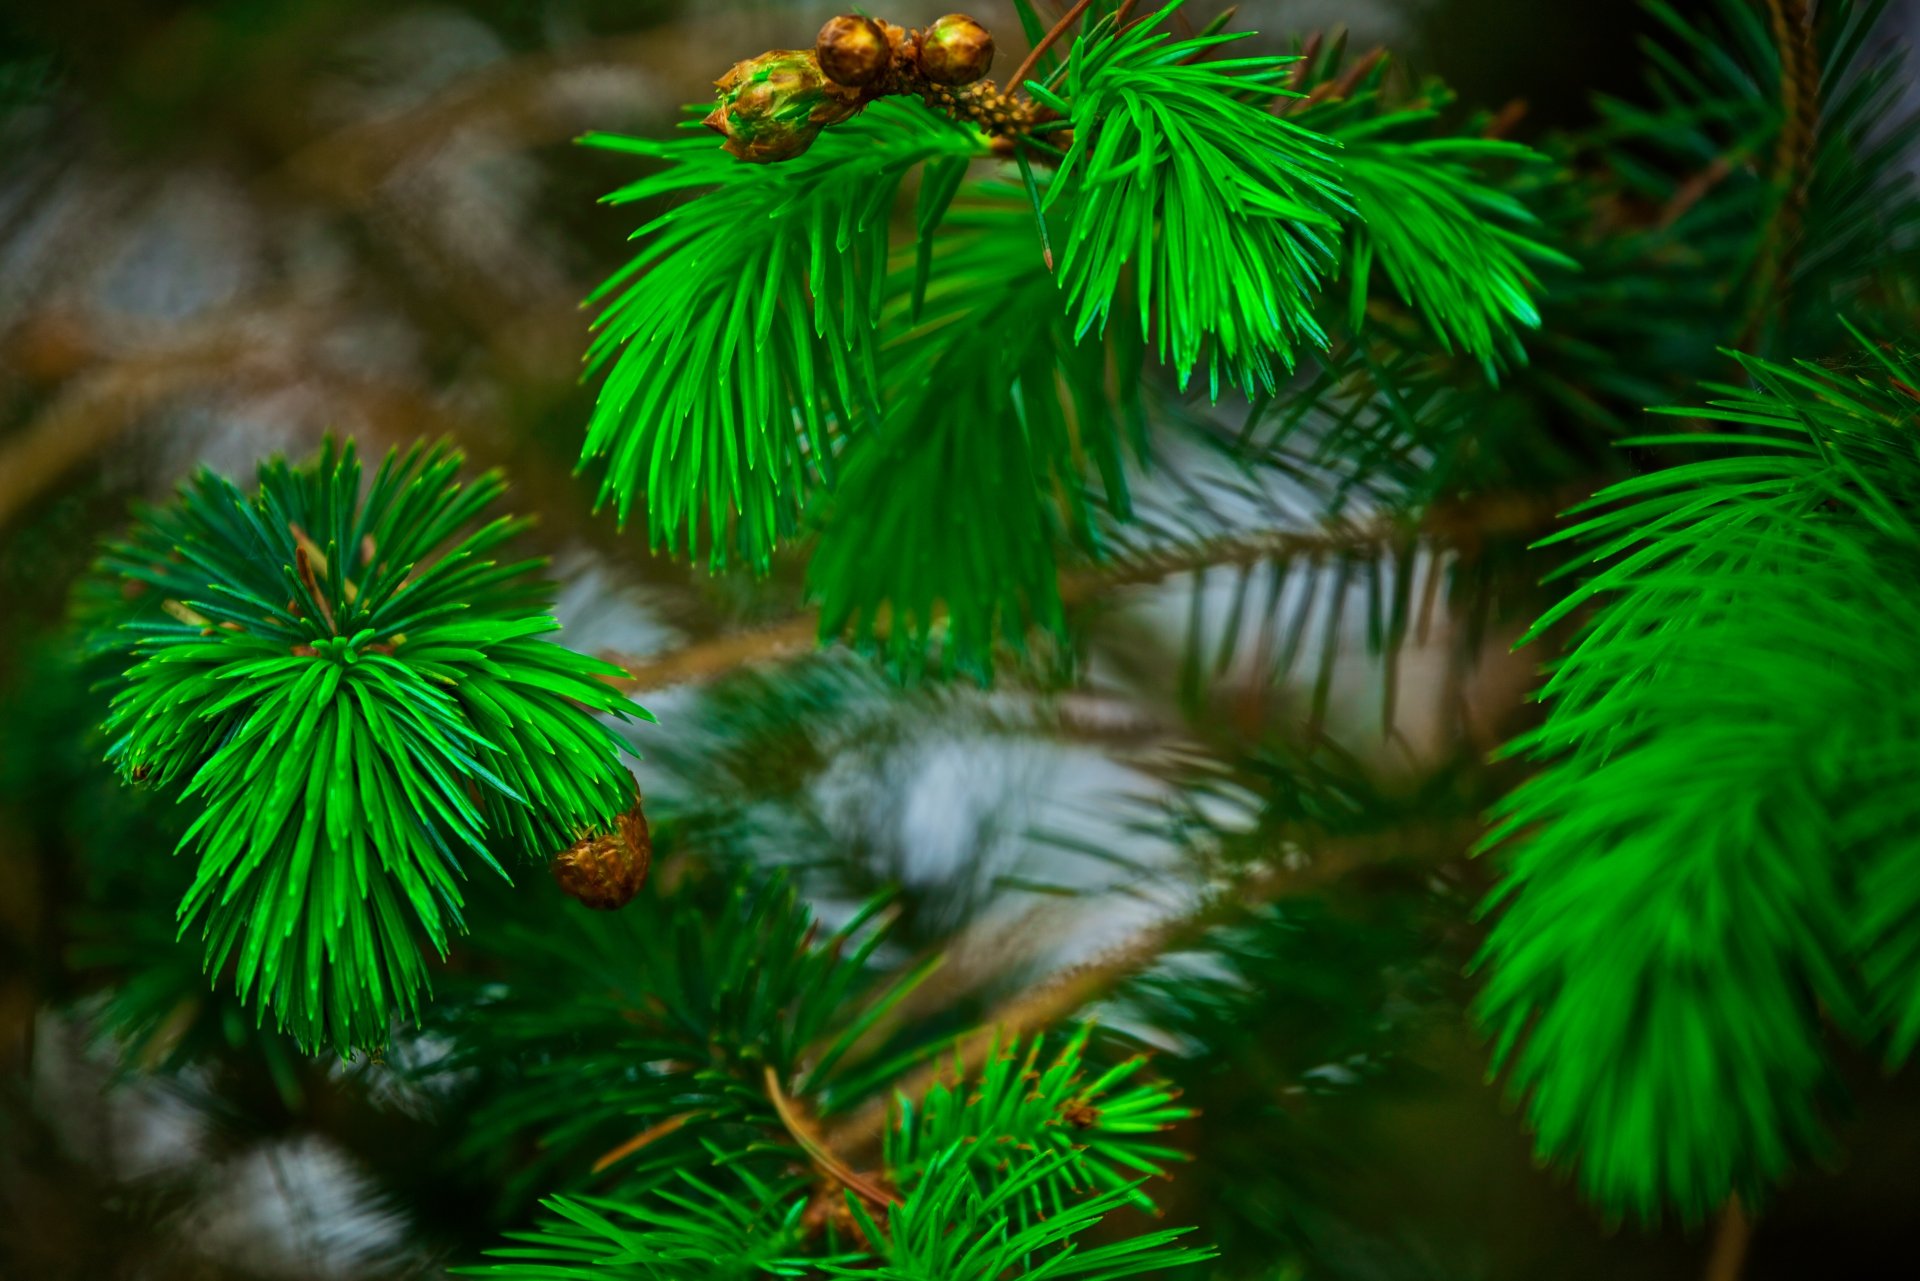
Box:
[1333, 132, 1575, 374]
[886, 1028, 1191, 1222]
[807, 193, 1143, 678]
[1047, 4, 1349, 399]
[90, 438, 650, 1056]
[1475, 336, 1920, 1221]
[580, 103, 985, 574]
[833, 1146, 1211, 1281]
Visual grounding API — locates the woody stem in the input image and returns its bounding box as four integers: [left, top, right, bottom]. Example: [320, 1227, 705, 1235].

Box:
[1005, 0, 1098, 97]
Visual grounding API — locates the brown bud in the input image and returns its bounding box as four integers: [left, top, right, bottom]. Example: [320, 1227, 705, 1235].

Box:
[917, 14, 993, 86]
[816, 14, 892, 88]
[552, 795, 652, 910]
[704, 49, 864, 163]
[1063, 1102, 1102, 1129]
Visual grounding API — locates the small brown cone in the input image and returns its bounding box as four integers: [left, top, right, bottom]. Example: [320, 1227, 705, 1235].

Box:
[553, 795, 652, 910]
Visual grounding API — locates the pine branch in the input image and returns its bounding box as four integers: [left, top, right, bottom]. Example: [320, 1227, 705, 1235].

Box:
[885, 1029, 1191, 1219]
[1477, 333, 1920, 1221]
[1705, 1198, 1753, 1281]
[605, 486, 1584, 693]
[580, 104, 985, 573]
[765, 1064, 901, 1209]
[1039, 6, 1349, 397]
[0, 309, 296, 529]
[1741, 0, 1819, 346]
[822, 834, 1412, 1159]
[1004, 0, 1097, 99]
[87, 440, 648, 1054]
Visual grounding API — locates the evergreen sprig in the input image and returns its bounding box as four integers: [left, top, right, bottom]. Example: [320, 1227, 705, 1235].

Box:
[468, 1164, 827, 1281]
[1475, 334, 1920, 1221]
[90, 440, 647, 1055]
[442, 873, 939, 1203]
[808, 194, 1141, 676]
[886, 1029, 1189, 1220]
[1334, 133, 1572, 375]
[580, 102, 984, 573]
[834, 1147, 1209, 1281]
[1039, 4, 1349, 398]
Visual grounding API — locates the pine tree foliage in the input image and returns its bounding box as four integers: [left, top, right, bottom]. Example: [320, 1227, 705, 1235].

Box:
[886, 1029, 1190, 1217]
[1331, 131, 1568, 377]
[1111, 890, 1461, 1273]
[580, 0, 1565, 675]
[449, 871, 1203, 1279]
[1476, 334, 1920, 1222]
[27, 0, 1920, 1273]
[439, 873, 941, 1202]
[478, 1150, 1205, 1281]
[579, 103, 984, 574]
[86, 440, 649, 1055]
[1038, 7, 1349, 398]
[833, 1148, 1205, 1281]
[807, 196, 1143, 676]
[1582, 0, 1920, 355]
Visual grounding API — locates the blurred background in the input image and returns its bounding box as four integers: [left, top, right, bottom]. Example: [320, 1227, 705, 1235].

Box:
[5, 1, 1920, 1278]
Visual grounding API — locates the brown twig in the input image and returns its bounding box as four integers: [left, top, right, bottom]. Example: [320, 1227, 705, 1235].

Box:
[1741, 0, 1818, 347]
[0, 313, 289, 532]
[0, 307, 476, 533]
[817, 826, 1456, 1159]
[1286, 31, 1326, 92]
[1284, 46, 1386, 115]
[1657, 147, 1751, 230]
[1005, 0, 1097, 98]
[764, 1064, 900, 1208]
[603, 486, 1590, 695]
[1704, 1197, 1752, 1281]
[1482, 98, 1529, 141]
[590, 1110, 700, 1173]
[608, 615, 819, 692]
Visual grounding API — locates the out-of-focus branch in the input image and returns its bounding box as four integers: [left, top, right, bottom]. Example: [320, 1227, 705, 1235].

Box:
[1741, 0, 1818, 346]
[821, 817, 1475, 1158]
[609, 615, 820, 691]
[283, 19, 764, 207]
[1705, 1197, 1752, 1281]
[604, 485, 1590, 693]
[0, 319, 266, 531]
[0, 309, 468, 531]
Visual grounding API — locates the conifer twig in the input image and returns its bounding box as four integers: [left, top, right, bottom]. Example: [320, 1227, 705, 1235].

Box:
[1704, 1196, 1752, 1281]
[1741, 0, 1818, 346]
[609, 616, 819, 691]
[764, 1064, 901, 1208]
[1283, 46, 1385, 114]
[1657, 146, 1752, 230]
[1005, 0, 1097, 98]
[604, 487, 1590, 693]
[590, 1110, 700, 1173]
[820, 820, 1480, 1159]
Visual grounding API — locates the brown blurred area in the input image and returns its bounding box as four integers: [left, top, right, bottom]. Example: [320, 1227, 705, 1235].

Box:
[4, 2, 1920, 1278]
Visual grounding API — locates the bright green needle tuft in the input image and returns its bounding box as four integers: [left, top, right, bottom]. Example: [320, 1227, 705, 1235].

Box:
[89, 438, 652, 1056]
